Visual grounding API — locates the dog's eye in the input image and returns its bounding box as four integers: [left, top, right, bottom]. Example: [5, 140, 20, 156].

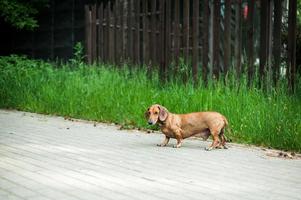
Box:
[154, 112, 158, 115]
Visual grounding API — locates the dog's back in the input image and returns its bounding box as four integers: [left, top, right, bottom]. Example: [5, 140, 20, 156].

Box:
[175, 111, 227, 138]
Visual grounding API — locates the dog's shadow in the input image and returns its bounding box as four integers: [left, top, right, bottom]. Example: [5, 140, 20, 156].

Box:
[135, 140, 212, 150]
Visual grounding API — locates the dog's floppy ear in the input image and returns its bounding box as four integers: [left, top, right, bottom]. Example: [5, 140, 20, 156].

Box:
[158, 105, 168, 121]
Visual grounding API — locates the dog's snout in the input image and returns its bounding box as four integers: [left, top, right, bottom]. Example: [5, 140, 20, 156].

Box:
[148, 120, 153, 125]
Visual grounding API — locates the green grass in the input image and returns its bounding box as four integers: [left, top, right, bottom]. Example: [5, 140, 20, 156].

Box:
[1, 55, 301, 152]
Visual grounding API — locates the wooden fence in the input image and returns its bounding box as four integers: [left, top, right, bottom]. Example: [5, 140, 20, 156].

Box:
[85, 0, 297, 91]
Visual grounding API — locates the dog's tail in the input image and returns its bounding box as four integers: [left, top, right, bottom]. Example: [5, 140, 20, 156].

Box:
[222, 116, 233, 142]
[219, 116, 231, 147]
[223, 116, 229, 127]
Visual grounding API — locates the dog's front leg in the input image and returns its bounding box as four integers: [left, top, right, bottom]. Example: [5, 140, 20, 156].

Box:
[173, 129, 183, 148]
[157, 136, 170, 147]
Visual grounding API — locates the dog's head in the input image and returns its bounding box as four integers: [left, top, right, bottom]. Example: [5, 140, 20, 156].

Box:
[145, 104, 168, 125]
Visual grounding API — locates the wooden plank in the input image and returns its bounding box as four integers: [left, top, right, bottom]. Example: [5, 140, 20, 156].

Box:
[192, 0, 199, 85]
[98, 3, 104, 62]
[103, 2, 109, 62]
[159, 0, 165, 82]
[272, 0, 282, 85]
[85, 5, 92, 64]
[287, 0, 297, 92]
[127, 0, 133, 62]
[247, 0, 254, 86]
[91, 5, 97, 63]
[113, 0, 119, 65]
[146, 0, 150, 65]
[115, 0, 121, 65]
[267, 1, 273, 90]
[174, 0, 180, 74]
[151, 0, 156, 66]
[134, 0, 140, 65]
[212, 0, 221, 79]
[234, 0, 242, 79]
[120, 0, 124, 63]
[131, 0, 136, 64]
[156, 0, 162, 68]
[183, 0, 189, 63]
[165, 0, 171, 81]
[259, 0, 269, 88]
[202, 0, 209, 84]
[223, 0, 231, 76]
[108, 1, 114, 63]
[143, 0, 150, 68]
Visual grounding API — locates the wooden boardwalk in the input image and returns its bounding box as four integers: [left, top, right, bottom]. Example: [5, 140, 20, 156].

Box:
[0, 110, 301, 200]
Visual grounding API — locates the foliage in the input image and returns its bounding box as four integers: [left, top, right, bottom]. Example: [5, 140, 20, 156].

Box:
[296, 0, 301, 74]
[69, 42, 85, 67]
[0, 55, 300, 152]
[0, 0, 48, 30]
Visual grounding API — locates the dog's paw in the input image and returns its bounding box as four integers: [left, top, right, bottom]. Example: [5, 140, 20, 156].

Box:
[173, 144, 181, 148]
[205, 147, 213, 151]
[157, 144, 165, 147]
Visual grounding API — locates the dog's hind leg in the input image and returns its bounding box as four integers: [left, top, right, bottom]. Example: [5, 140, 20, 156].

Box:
[218, 128, 228, 149]
[205, 130, 220, 151]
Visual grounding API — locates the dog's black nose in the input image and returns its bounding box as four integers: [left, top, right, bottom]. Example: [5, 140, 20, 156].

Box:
[148, 121, 153, 125]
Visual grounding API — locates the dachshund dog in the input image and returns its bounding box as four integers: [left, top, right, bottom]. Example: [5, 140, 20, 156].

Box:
[145, 104, 228, 150]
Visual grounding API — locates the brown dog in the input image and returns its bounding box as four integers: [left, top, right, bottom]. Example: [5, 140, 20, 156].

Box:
[145, 104, 228, 150]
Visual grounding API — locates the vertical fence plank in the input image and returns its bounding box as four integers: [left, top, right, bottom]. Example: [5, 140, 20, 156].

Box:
[234, 0, 242, 79]
[134, 0, 140, 65]
[183, 0, 189, 63]
[259, 0, 269, 88]
[156, 0, 162, 68]
[108, 1, 114, 63]
[165, 0, 171, 81]
[223, 0, 231, 76]
[212, 0, 220, 79]
[159, 0, 165, 82]
[131, 0, 136, 64]
[151, 0, 157, 66]
[202, 0, 209, 84]
[192, 0, 199, 85]
[113, 1, 119, 65]
[120, 0, 125, 63]
[146, 1, 151, 67]
[91, 5, 97, 63]
[272, 0, 282, 85]
[143, 0, 150, 69]
[174, 0, 180, 74]
[267, 1, 273, 90]
[287, 0, 297, 92]
[115, 0, 121, 65]
[103, 2, 108, 62]
[247, 0, 254, 86]
[127, 0, 133, 62]
[98, 3, 104, 62]
[85, 5, 92, 64]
